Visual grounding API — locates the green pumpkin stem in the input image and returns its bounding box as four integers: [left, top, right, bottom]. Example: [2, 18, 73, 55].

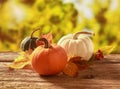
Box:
[73, 31, 95, 39]
[30, 26, 42, 38]
[37, 38, 52, 48]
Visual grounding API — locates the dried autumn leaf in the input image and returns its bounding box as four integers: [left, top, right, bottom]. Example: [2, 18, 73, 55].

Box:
[41, 32, 52, 43]
[100, 45, 116, 55]
[63, 62, 79, 77]
[69, 56, 81, 62]
[69, 57, 89, 70]
[36, 32, 53, 46]
[9, 52, 32, 70]
[75, 61, 89, 70]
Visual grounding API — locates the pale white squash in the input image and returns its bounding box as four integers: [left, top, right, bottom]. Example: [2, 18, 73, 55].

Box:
[57, 31, 94, 61]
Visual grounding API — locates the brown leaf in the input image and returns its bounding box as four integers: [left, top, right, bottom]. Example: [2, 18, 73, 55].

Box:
[41, 32, 52, 43]
[75, 61, 89, 70]
[36, 32, 53, 46]
[69, 57, 89, 70]
[69, 56, 81, 62]
[63, 62, 79, 77]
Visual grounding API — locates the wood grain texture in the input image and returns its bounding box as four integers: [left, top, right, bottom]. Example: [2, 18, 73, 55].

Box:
[0, 52, 19, 62]
[0, 52, 120, 89]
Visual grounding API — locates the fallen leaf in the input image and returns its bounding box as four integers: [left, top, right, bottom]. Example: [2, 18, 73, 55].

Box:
[75, 61, 89, 70]
[100, 45, 116, 55]
[69, 57, 89, 70]
[9, 52, 32, 70]
[36, 32, 53, 46]
[63, 62, 79, 77]
[69, 56, 81, 62]
[41, 32, 52, 43]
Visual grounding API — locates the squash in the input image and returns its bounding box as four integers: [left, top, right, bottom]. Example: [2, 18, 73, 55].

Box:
[20, 37, 38, 51]
[32, 38, 68, 75]
[57, 31, 94, 61]
[20, 27, 41, 51]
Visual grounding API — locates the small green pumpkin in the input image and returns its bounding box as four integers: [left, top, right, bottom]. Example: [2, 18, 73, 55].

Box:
[20, 27, 41, 51]
[20, 37, 38, 51]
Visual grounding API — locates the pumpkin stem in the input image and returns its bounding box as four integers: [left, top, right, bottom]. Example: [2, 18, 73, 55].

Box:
[73, 31, 95, 39]
[37, 38, 52, 48]
[30, 26, 43, 38]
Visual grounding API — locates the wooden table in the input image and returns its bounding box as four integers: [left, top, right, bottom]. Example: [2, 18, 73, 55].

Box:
[0, 52, 120, 89]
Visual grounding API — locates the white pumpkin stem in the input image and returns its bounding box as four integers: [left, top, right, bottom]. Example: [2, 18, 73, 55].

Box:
[73, 31, 95, 39]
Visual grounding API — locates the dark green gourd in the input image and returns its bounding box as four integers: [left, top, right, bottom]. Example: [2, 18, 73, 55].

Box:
[20, 37, 38, 51]
[20, 27, 41, 51]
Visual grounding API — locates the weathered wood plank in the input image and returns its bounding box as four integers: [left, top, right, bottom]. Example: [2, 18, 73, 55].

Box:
[104, 54, 120, 63]
[0, 52, 120, 63]
[1, 81, 119, 89]
[0, 80, 120, 89]
[0, 52, 120, 89]
[0, 52, 19, 62]
[0, 62, 120, 80]
[0, 61, 120, 89]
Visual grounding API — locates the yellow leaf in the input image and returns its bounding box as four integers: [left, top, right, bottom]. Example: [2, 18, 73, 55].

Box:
[100, 45, 116, 55]
[9, 61, 30, 69]
[9, 52, 31, 69]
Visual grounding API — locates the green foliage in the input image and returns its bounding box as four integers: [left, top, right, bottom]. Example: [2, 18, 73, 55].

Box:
[0, 0, 120, 53]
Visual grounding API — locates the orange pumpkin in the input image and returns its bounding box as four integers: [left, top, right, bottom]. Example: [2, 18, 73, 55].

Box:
[32, 38, 67, 75]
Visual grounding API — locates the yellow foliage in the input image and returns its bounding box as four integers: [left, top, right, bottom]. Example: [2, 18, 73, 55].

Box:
[9, 52, 32, 69]
[0, 0, 120, 53]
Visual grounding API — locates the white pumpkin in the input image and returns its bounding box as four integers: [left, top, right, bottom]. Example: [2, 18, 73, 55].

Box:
[57, 31, 94, 61]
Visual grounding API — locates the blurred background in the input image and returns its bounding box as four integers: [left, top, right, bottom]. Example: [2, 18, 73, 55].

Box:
[0, 0, 120, 53]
